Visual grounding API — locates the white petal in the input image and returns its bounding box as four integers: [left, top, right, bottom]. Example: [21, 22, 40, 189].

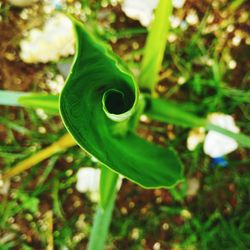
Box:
[76, 167, 123, 202]
[208, 113, 240, 133]
[204, 131, 238, 157]
[121, 0, 158, 27]
[204, 113, 240, 157]
[76, 168, 100, 193]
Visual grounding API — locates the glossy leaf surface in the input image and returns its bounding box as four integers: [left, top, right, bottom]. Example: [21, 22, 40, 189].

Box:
[60, 18, 183, 188]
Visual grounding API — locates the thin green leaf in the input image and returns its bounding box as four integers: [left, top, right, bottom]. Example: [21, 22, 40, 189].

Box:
[146, 97, 207, 128]
[0, 90, 59, 114]
[146, 97, 250, 149]
[0, 90, 28, 106]
[60, 17, 183, 188]
[19, 94, 59, 114]
[206, 123, 250, 149]
[138, 0, 173, 93]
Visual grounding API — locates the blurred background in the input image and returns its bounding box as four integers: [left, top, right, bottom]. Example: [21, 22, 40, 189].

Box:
[0, 0, 250, 249]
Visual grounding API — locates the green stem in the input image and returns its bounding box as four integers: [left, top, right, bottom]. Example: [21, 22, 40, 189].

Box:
[87, 181, 117, 250]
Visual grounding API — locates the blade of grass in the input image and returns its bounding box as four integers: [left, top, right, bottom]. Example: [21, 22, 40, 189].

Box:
[19, 94, 59, 114]
[228, 0, 246, 11]
[138, 0, 172, 94]
[206, 123, 250, 149]
[145, 97, 207, 128]
[2, 133, 76, 180]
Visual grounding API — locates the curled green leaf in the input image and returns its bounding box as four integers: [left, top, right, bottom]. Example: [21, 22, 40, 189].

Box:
[60, 17, 183, 188]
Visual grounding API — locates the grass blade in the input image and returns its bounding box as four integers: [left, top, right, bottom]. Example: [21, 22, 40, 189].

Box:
[138, 0, 173, 93]
[2, 133, 76, 180]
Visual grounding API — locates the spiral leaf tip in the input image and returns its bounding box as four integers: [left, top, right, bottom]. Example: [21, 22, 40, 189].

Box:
[60, 16, 183, 188]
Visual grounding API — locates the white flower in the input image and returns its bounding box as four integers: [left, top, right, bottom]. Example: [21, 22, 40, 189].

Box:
[187, 113, 240, 158]
[8, 0, 37, 7]
[20, 13, 75, 63]
[76, 167, 122, 202]
[121, 0, 186, 27]
[121, 0, 159, 27]
[76, 168, 100, 202]
[187, 127, 205, 151]
[204, 113, 240, 158]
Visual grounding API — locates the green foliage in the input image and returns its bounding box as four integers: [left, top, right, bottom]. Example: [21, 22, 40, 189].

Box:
[0, 1, 249, 249]
[59, 17, 183, 189]
[17, 191, 40, 214]
[174, 212, 250, 250]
